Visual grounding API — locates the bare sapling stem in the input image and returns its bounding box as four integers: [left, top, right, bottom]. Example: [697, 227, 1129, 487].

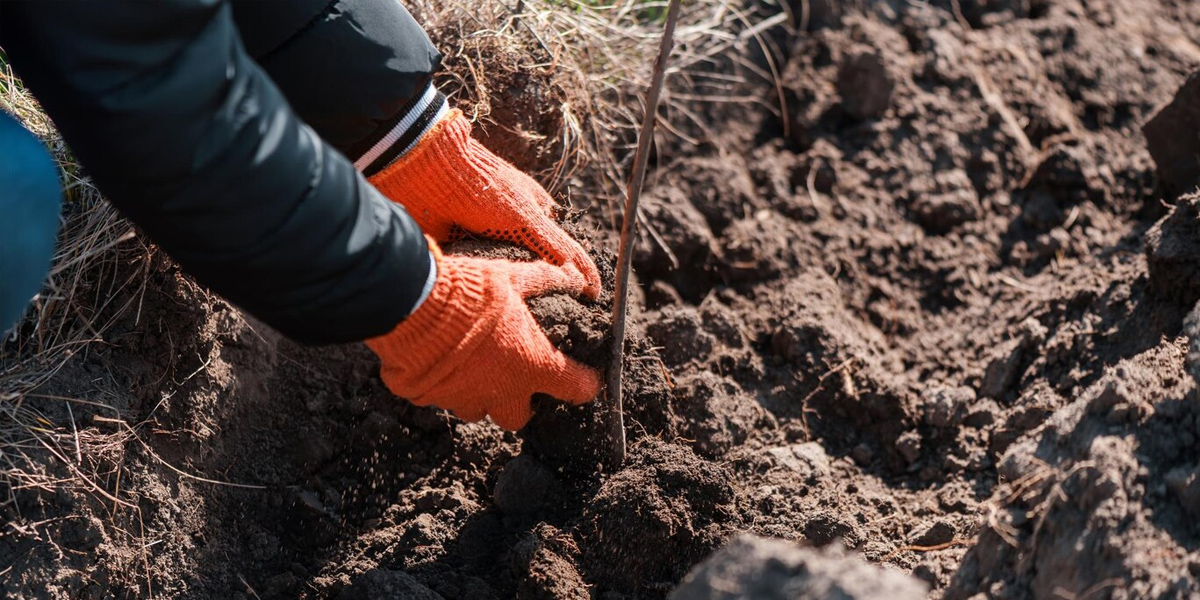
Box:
[604, 0, 684, 470]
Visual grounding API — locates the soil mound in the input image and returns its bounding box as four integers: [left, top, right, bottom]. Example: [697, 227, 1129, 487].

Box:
[948, 346, 1200, 599]
[6, 0, 1200, 598]
[579, 440, 743, 592]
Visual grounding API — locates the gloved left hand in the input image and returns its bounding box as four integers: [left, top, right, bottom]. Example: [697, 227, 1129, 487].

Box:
[365, 237, 601, 430]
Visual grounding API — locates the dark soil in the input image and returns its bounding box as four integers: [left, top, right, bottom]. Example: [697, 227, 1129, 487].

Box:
[5, 0, 1200, 598]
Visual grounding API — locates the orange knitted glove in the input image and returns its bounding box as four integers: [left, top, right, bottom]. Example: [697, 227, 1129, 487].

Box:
[365, 239, 601, 430]
[368, 109, 601, 299]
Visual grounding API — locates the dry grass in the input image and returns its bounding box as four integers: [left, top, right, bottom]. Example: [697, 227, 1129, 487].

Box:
[0, 62, 152, 513]
[411, 0, 787, 218]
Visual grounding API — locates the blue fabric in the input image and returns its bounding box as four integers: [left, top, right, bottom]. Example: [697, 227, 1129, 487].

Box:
[0, 110, 62, 336]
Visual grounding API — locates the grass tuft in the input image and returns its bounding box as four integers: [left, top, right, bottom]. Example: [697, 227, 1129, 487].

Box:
[411, 0, 786, 219]
[1, 62, 152, 514]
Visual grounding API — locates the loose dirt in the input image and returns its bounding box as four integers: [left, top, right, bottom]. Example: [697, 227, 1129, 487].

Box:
[5, 0, 1200, 598]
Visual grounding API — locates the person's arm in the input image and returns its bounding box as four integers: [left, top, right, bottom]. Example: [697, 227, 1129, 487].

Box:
[229, 0, 445, 171]
[224, 0, 600, 297]
[228, 0, 600, 298]
[0, 0, 430, 344]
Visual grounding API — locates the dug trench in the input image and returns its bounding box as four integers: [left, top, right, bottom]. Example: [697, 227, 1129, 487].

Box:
[7, 0, 1200, 598]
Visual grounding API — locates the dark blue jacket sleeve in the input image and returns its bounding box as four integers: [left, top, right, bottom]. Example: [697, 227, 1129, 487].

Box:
[0, 0, 431, 344]
[230, 0, 442, 161]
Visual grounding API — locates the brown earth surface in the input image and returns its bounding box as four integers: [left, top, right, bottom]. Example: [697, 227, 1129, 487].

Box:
[5, 0, 1200, 598]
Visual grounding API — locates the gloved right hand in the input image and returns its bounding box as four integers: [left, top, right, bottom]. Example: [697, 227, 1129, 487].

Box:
[365, 238, 601, 430]
[368, 109, 601, 299]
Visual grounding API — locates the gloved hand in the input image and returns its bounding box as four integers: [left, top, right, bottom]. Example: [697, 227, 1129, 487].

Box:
[366, 238, 601, 430]
[368, 109, 601, 299]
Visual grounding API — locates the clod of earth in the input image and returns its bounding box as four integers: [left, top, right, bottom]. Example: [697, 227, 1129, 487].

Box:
[1146, 192, 1200, 305]
[670, 534, 928, 600]
[1145, 72, 1200, 199]
[579, 440, 742, 593]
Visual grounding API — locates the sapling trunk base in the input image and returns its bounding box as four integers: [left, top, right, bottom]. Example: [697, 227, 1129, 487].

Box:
[602, 0, 684, 470]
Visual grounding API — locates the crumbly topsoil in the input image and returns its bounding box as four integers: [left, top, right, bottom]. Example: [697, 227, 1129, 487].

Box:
[5, 0, 1200, 598]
